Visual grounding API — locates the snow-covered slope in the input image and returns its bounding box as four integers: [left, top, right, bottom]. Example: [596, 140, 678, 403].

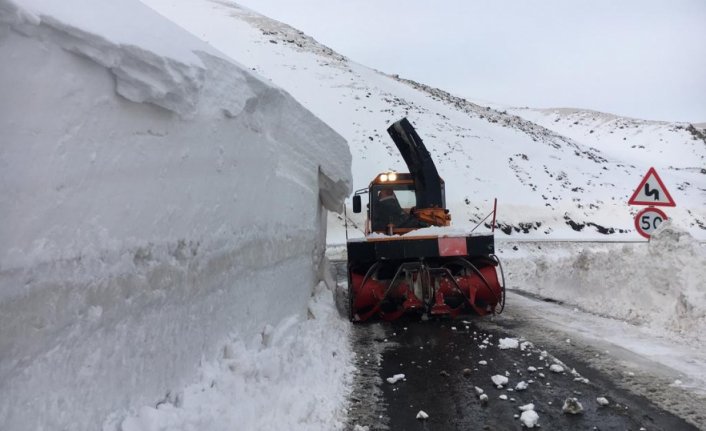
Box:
[141, 0, 706, 243]
[0, 0, 351, 429]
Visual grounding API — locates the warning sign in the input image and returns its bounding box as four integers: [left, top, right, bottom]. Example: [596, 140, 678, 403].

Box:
[628, 167, 676, 207]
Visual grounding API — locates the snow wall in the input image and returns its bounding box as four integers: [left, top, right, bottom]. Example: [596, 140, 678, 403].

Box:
[0, 1, 351, 429]
[502, 222, 706, 343]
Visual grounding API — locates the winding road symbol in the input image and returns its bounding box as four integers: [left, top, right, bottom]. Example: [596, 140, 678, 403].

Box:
[628, 167, 675, 207]
[644, 183, 660, 201]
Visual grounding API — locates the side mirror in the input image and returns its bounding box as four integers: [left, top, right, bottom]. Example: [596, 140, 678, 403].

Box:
[352, 195, 362, 213]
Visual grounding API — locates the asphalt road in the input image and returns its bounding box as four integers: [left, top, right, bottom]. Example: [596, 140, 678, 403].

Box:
[334, 262, 700, 431]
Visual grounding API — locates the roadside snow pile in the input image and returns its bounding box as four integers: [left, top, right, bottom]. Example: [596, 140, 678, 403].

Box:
[0, 0, 351, 429]
[111, 284, 353, 431]
[502, 221, 706, 342]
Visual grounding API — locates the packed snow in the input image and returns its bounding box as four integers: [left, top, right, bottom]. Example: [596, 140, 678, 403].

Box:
[1, 0, 351, 429]
[502, 222, 706, 343]
[111, 283, 352, 431]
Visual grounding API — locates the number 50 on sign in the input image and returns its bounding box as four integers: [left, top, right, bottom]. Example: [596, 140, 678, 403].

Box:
[634, 207, 668, 239]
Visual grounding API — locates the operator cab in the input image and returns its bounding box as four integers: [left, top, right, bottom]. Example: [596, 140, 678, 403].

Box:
[353, 172, 445, 235]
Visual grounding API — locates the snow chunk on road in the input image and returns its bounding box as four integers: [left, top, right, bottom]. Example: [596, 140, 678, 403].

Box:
[562, 397, 584, 414]
[515, 381, 528, 391]
[491, 375, 509, 387]
[549, 364, 565, 373]
[479, 394, 489, 405]
[499, 394, 508, 400]
[498, 338, 520, 349]
[596, 397, 609, 406]
[475, 386, 484, 395]
[527, 366, 537, 372]
[478, 360, 488, 365]
[519, 403, 535, 412]
[520, 410, 539, 428]
[416, 410, 429, 420]
[386, 374, 405, 384]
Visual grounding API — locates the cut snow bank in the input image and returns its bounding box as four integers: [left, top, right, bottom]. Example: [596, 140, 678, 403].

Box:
[110, 282, 353, 431]
[502, 221, 706, 342]
[0, 0, 351, 430]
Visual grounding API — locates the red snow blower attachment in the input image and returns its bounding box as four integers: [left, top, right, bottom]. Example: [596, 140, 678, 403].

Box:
[346, 118, 505, 322]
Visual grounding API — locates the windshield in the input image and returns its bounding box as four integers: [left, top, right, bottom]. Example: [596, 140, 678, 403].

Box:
[370, 184, 424, 231]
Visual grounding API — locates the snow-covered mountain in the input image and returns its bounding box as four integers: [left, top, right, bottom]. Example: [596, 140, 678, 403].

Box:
[142, 0, 706, 242]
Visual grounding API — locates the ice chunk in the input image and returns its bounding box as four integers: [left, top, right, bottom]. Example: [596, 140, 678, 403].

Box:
[478, 360, 488, 365]
[386, 374, 405, 384]
[596, 397, 609, 406]
[515, 381, 528, 391]
[549, 364, 564, 373]
[499, 394, 508, 400]
[498, 338, 520, 349]
[519, 403, 535, 411]
[416, 410, 429, 420]
[475, 386, 484, 395]
[520, 410, 539, 428]
[562, 397, 584, 414]
[491, 375, 509, 387]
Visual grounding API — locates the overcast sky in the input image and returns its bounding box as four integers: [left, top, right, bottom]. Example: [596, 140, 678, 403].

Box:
[236, 0, 706, 123]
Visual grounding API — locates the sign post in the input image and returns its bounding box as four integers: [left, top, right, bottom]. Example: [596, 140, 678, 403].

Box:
[628, 167, 675, 239]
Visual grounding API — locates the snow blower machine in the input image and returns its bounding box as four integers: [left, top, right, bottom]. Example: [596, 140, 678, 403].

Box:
[346, 118, 505, 322]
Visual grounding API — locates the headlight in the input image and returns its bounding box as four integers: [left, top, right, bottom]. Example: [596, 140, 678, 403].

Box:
[388, 172, 397, 181]
[380, 174, 388, 182]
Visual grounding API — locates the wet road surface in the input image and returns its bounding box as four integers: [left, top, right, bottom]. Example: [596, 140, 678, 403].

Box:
[345, 319, 697, 431]
[335, 262, 699, 431]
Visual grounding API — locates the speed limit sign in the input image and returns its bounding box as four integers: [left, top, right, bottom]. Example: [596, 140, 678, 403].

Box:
[634, 207, 668, 239]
